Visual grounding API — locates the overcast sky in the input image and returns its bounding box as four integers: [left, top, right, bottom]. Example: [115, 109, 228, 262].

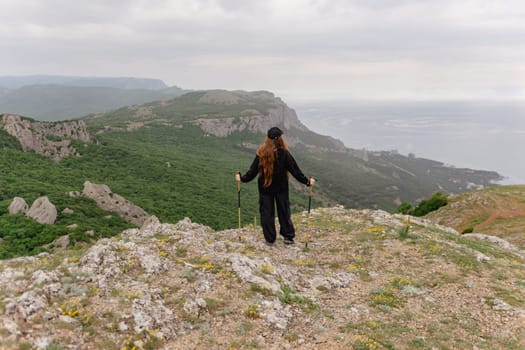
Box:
[1, 0, 524, 101]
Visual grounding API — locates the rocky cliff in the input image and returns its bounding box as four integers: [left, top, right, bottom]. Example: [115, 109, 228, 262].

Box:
[193, 91, 307, 134]
[0, 114, 91, 160]
[0, 208, 523, 349]
[191, 90, 346, 150]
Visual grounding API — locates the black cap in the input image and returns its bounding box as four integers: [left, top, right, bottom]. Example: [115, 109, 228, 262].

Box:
[267, 127, 283, 139]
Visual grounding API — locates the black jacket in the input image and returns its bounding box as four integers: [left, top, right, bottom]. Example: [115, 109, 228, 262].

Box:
[241, 148, 309, 194]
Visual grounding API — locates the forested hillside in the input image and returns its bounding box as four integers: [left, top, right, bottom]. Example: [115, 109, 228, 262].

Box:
[0, 90, 502, 258]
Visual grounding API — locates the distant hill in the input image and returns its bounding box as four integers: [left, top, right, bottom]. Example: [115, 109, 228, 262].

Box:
[0, 84, 186, 121]
[0, 75, 168, 90]
[425, 185, 525, 248]
[81, 89, 501, 225]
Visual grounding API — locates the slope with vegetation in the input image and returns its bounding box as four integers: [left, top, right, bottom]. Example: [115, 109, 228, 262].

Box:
[0, 208, 523, 349]
[83, 89, 501, 215]
[0, 90, 502, 259]
[426, 185, 525, 248]
[0, 127, 132, 259]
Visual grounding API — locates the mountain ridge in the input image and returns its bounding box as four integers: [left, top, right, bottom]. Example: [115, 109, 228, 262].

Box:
[0, 85, 187, 121]
[0, 75, 169, 90]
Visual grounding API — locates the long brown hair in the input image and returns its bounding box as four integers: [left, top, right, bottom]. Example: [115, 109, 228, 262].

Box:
[256, 136, 288, 187]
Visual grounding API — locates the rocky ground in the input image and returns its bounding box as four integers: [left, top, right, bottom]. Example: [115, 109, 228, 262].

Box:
[1, 207, 524, 350]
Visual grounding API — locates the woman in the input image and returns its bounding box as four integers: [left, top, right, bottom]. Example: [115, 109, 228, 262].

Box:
[236, 127, 315, 245]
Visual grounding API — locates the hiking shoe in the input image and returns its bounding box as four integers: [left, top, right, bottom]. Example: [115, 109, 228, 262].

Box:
[264, 241, 275, 246]
[283, 238, 294, 245]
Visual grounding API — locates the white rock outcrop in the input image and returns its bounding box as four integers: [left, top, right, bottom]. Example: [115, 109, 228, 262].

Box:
[8, 197, 29, 214]
[191, 90, 345, 151]
[82, 181, 150, 226]
[26, 196, 57, 224]
[0, 114, 91, 161]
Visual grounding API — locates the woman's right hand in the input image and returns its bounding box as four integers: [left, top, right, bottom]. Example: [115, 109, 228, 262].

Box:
[235, 172, 241, 182]
[309, 177, 316, 186]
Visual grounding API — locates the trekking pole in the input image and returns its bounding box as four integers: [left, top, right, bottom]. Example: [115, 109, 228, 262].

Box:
[305, 180, 314, 249]
[237, 175, 241, 241]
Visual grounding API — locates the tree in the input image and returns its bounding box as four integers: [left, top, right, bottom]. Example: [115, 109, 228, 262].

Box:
[394, 192, 448, 217]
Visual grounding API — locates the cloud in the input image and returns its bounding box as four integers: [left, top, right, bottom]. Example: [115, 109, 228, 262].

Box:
[0, 0, 524, 100]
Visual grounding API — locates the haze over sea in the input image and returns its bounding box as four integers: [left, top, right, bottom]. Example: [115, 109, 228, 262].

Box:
[294, 99, 525, 185]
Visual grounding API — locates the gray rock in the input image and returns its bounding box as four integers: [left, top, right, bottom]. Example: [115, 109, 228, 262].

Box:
[26, 196, 57, 224]
[0, 114, 91, 161]
[1, 317, 20, 337]
[31, 270, 60, 286]
[229, 254, 281, 292]
[78, 240, 121, 292]
[46, 235, 70, 250]
[492, 298, 525, 317]
[135, 245, 168, 274]
[5, 300, 17, 314]
[139, 215, 163, 237]
[43, 282, 63, 296]
[183, 297, 207, 318]
[260, 299, 292, 330]
[82, 181, 149, 226]
[132, 293, 174, 338]
[59, 315, 80, 325]
[0, 267, 24, 287]
[16, 290, 48, 319]
[62, 207, 74, 214]
[118, 321, 129, 332]
[34, 336, 53, 350]
[8, 197, 29, 214]
[309, 272, 353, 292]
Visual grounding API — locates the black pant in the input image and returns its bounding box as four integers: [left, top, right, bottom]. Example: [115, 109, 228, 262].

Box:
[259, 190, 295, 243]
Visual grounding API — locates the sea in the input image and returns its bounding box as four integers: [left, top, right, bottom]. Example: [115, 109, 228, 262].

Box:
[293, 99, 525, 185]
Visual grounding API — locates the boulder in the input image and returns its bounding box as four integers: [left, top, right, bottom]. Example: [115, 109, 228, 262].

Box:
[62, 207, 74, 214]
[8, 197, 29, 214]
[132, 293, 174, 338]
[42, 235, 70, 252]
[15, 290, 48, 319]
[26, 196, 57, 224]
[82, 181, 149, 226]
[67, 191, 81, 198]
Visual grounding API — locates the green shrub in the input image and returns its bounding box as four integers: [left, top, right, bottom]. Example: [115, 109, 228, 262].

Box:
[394, 202, 412, 215]
[412, 192, 448, 216]
[395, 192, 448, 217]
